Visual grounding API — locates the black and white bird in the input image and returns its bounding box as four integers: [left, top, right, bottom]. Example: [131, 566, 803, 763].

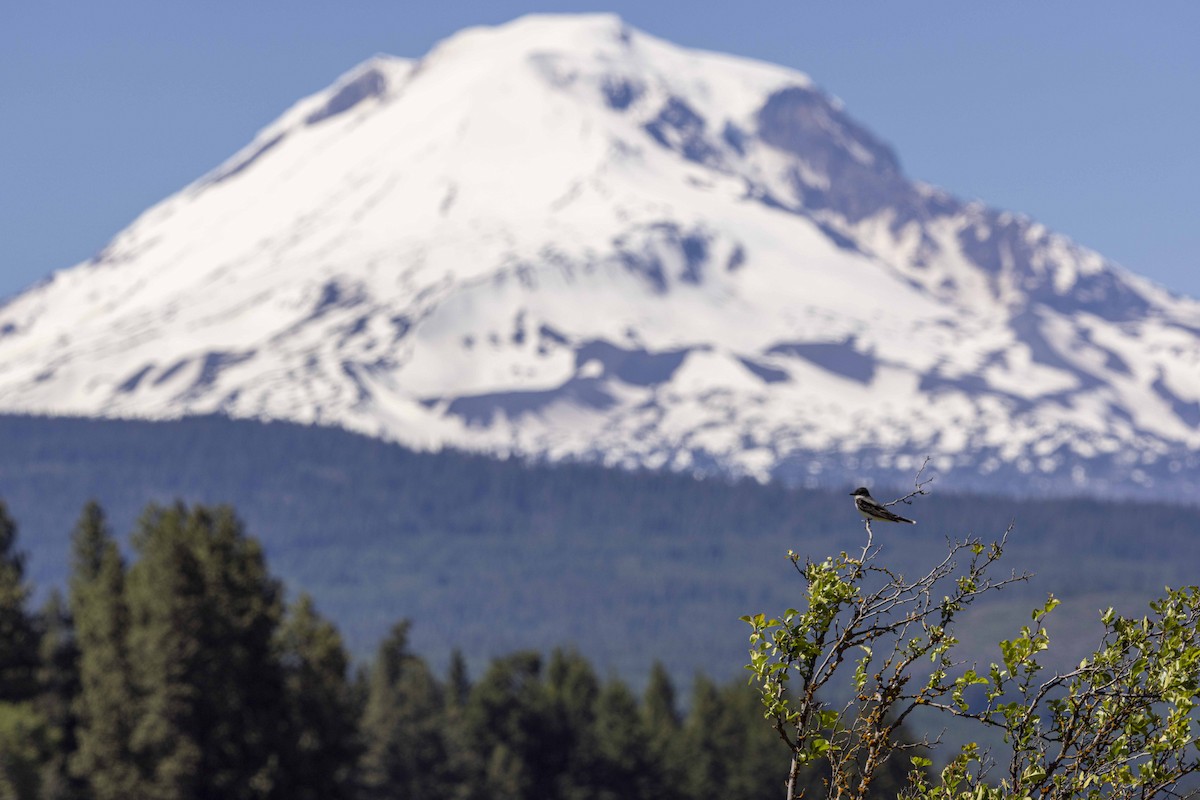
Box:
[850, 487, 916, 525]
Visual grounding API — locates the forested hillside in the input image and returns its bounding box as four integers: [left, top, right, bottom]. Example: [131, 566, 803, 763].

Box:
[1, 413, 1195, 684]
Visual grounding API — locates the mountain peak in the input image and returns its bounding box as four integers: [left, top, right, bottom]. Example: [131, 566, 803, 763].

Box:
[1, 16, 1197, 499]
[476, 11, 632, 39]
[416, 13, 631, 71]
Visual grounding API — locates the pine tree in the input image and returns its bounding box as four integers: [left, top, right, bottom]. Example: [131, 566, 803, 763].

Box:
[544, 648, 600, 798]
[68, 500, 138, 800]
[440, 648, 475, 798]
[461, 652, 555, 800]
[446, 649, 471, 709]
[35, 590, 85, 800]
[276, 593, 358, 800]
[640, 662, 685, 799]
[0, 501, 39, 704]
[680, 675, 726, 799]
[0, 699, 50, 799]
[715, 682, 796, 800]
[193, 505, 286, 798]
[358, 620, 450, 800]
[673, 677, 800, 799]
[125, 503, 285, 800]
[591, 677, 655, 800]
[126, 504, 205, 800]
[481, 744, 528, 800]
[0, 501, 47, 797]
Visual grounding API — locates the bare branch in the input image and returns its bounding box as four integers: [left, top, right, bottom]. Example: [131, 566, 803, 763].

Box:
[883, 456, 934, 509]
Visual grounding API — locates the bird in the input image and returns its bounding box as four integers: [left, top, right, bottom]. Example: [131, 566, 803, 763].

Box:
[850, 487, 916, 525]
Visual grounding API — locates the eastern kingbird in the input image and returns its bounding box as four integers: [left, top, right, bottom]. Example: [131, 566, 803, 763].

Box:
[850, 487, 916, 525]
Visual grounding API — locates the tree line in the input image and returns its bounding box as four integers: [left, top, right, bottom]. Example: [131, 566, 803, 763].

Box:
[4, 413, 1197, 688]
[0, 498, 914, 800]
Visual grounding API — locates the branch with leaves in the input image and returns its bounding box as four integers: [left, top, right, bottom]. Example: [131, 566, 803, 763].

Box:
[743, 476, 1200, 800]
[906, 587, 1200, 800]
[743, 527, 1025, 799]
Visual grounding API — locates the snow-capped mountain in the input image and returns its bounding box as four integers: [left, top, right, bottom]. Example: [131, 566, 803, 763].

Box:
[2, 14, 1199, 497]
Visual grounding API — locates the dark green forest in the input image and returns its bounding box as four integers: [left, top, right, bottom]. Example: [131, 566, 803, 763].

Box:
[0, 498, 919, 799]
[1, 414, 1196, 687]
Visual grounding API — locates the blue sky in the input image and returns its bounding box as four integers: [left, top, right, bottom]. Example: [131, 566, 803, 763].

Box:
[3, 1, 1197, 300]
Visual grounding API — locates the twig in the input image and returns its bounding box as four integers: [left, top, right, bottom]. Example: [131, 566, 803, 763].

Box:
[884, 456, 934, 509]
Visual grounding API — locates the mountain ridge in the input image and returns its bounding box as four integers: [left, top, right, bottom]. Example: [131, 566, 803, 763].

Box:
[1, 13, 1197, 496]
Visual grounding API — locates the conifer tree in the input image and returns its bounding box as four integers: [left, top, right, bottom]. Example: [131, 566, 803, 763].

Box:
[69, 501, 138, 800]
[461, 651, 549, 800]
[35, 590, 85, 800]
[440, 648, 475, 797]
[480, 744, 527, 800]
[544, 648, 601, 795]
[641, 663, 680, 748]
[194, 505, 286, 797]
[592, 677, 656, 800]
[125, 503, 285, 800]
[0, 504, 53, 798]
[0, 700, 50, 799]
[715, 681, 800, 799]
[446, 649, 471, 709]
[640, 662, 686, 800]
[125, 504, 206, 800]
[680, 675, 726, 799]
[358, 620, 450, 800]
[276, 593, 358, 800]
[0, 501, 39, 704]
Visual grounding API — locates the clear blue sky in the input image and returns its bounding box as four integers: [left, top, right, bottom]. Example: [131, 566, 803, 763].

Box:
[3, 1, 1197, 300]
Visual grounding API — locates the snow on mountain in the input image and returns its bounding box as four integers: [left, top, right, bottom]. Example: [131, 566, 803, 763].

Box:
[2, 13, 1199, 497]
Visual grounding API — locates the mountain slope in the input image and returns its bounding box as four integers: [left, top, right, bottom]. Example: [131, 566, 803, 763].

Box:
[2, 14, 1198, 496]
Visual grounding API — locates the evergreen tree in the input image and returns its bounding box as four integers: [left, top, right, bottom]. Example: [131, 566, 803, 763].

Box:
[69, 501, 138, 800]
[543, 648, 600, 798]
[125, 504, 206, 800]
[35, 590, 85, 800]
[276, 593, 358, 800]
[591, 677, 656, 800]
[715, 682, 797, 800]
[461, 652, 551, 800]
[480, 744, 527, 800]
[440, 648, 475, 799]
[640, 660, 684, 796]
[641, 662, 680, 734]
[0, 502, 39, 703]
[193, 505, 286, 798]
[125, 503, 285, 800]
[446, 649, 471, 709]
[680, 675, 726, 799]
[672, 677, 804, 800]
[358, 621, 450, 800]
[0, 700, 50, 799]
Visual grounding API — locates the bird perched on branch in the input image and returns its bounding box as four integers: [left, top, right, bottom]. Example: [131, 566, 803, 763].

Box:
[850, 487, 916, 525]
